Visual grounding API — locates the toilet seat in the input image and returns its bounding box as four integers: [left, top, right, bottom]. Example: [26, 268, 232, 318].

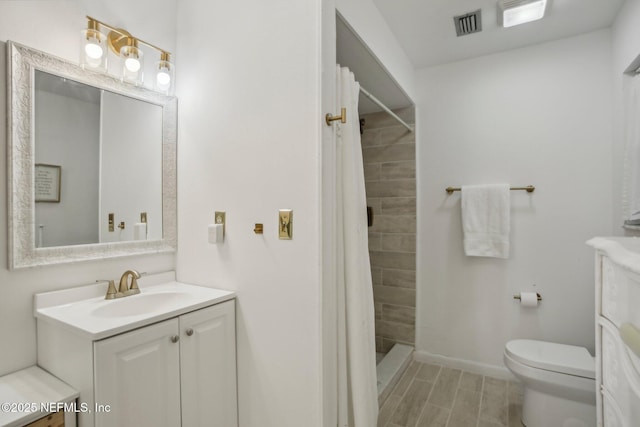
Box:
[505, 339, 595, 379]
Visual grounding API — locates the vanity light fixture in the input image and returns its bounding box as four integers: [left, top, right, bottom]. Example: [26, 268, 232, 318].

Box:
[80, 16, 174, 93]
[497, 0, 547, 28]
[120, 37, 144, 85]
[154, 52, 174, 95]
[80, 17, 107, 71]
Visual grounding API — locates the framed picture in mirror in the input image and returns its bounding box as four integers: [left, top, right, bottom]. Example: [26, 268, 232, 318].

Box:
[35, 164, 61, 203]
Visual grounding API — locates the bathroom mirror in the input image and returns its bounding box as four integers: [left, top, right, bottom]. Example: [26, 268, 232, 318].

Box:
[7, 41, 177, 269]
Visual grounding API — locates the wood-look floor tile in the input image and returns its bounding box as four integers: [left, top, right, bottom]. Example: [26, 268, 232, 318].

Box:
[451, 389, 481, 418]
[507, 402, 523, 427]
[382, 304, 416, 325]
[415, 363, 441, 382]
[381, 197, 416, 215]
[482, 377, 507, 400]
[507, 381, 523, 404]
[479, 392, 507, 426]
[378, 394, 402, 427]
[392, 361, 420, 398]
[382, 233, 416, 253]
[459, 372, 483, 392]
[391, 379, 433, 426]
[387, 369, 521, 427]
[427, 368, 461, 409]
[381, 160, 416, 180]
[447, 412, 477, 427]
[416, 404, 449, 427]
[382, 269, 416, 289]
[361, 128, 382, 147]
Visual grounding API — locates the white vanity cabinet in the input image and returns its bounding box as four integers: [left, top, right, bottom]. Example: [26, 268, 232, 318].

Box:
[37, 290, 237, 427]
[94, 318, 181, 427]
[588, 238, 640, 427]
[94, 302, 237, 427]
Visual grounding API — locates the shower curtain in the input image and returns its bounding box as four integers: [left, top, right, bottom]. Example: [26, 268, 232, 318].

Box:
[623, 75, 640, 226]
[335, 66, 378, 427]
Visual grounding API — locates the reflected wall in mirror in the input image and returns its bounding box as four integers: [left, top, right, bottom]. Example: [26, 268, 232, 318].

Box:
[34, 71, 163, 248]
[8, 41, 177, 269]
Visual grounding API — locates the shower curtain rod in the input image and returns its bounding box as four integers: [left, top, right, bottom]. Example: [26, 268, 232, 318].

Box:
[360, 86, 413, 133]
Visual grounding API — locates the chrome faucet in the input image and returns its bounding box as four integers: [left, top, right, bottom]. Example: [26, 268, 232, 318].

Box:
[119, 270, 141, 296]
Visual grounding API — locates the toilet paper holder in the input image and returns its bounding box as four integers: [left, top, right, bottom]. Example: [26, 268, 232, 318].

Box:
[513, 293, 542, 301]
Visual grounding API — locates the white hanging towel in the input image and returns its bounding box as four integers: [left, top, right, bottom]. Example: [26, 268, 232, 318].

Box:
[461, 184, 510, 259]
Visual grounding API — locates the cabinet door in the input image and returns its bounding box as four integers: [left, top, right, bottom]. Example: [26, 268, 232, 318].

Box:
[180, 301, 237, 427]
[94, 318, 181, 427]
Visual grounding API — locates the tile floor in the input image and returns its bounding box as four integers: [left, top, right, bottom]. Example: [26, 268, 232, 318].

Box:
[377, 361, 524, 427]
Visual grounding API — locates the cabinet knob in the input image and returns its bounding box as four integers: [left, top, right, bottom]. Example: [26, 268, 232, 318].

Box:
[185, 328, 194, 336]
[170, 335, 180, 343]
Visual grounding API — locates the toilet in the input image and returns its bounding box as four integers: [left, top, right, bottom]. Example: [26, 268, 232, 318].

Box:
[503, 339, 596, 427]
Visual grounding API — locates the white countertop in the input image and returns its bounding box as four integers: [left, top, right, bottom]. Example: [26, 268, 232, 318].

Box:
[34, 272, 236, 340]
[0, 366, 78, 427]
[587, 237, 640, 275]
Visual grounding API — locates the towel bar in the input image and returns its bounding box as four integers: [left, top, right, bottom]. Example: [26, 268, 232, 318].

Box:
[446, 185, 535, 194]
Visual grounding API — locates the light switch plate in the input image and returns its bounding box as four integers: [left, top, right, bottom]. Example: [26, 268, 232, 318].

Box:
[278, 209, 292, 240]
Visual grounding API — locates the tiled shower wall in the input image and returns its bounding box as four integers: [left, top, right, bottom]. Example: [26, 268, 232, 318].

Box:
[361, 107, 416, 354]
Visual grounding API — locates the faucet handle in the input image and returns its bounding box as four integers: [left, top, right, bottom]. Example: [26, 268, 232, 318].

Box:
[100, 280, 120, 300]
[127, 275, 140, 295]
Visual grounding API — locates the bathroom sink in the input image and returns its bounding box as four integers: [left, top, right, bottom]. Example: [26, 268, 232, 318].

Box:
[34, 272, 235, 339]
[90, 291, 192, 318]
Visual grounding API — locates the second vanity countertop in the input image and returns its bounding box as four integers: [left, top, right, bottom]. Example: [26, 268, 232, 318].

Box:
[34, 271, 235, 340]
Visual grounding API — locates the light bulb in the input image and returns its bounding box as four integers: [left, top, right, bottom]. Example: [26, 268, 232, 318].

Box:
[80, 25, 107, 71]
[125, 57, 141, 72]
[156, 69, 171, 87]
[84, 41, 103, 60]
[154, 54, 174, 94]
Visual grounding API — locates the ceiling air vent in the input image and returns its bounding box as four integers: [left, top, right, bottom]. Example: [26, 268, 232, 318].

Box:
[454, 9, 482, 37]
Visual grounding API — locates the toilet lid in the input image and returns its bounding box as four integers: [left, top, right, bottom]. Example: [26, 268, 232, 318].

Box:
[505, 340, 595, 379]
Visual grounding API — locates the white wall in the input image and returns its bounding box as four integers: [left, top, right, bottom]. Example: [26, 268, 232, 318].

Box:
[416, 30, 613, 369]
[0, 0, 177, 377]
[612, 0, 640, 234]
[336, 0, 416, 103]
[100, 91, 162, 242]
[34, 88, 100, 247]
[175, 1, 323, 426]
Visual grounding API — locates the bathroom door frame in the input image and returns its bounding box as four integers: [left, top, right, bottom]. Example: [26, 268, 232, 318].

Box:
[320, 0, 339, 425]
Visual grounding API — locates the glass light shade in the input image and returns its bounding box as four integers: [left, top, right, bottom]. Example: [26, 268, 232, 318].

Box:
[154, 60, 175, 95]
[500, 0, 547, 28]
[120, 45, 144, 85]
[80, 29, 107, 71]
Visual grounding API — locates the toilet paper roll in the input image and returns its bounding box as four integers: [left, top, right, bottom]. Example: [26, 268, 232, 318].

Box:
[133, 222, 147, 241]
[519, 292, 538, 308]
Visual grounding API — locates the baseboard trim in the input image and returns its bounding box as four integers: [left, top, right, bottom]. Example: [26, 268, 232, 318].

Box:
[413, 350, 515, 380]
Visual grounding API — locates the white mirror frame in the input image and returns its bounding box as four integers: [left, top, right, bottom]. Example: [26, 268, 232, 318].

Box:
[7, 41, 177, 269]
